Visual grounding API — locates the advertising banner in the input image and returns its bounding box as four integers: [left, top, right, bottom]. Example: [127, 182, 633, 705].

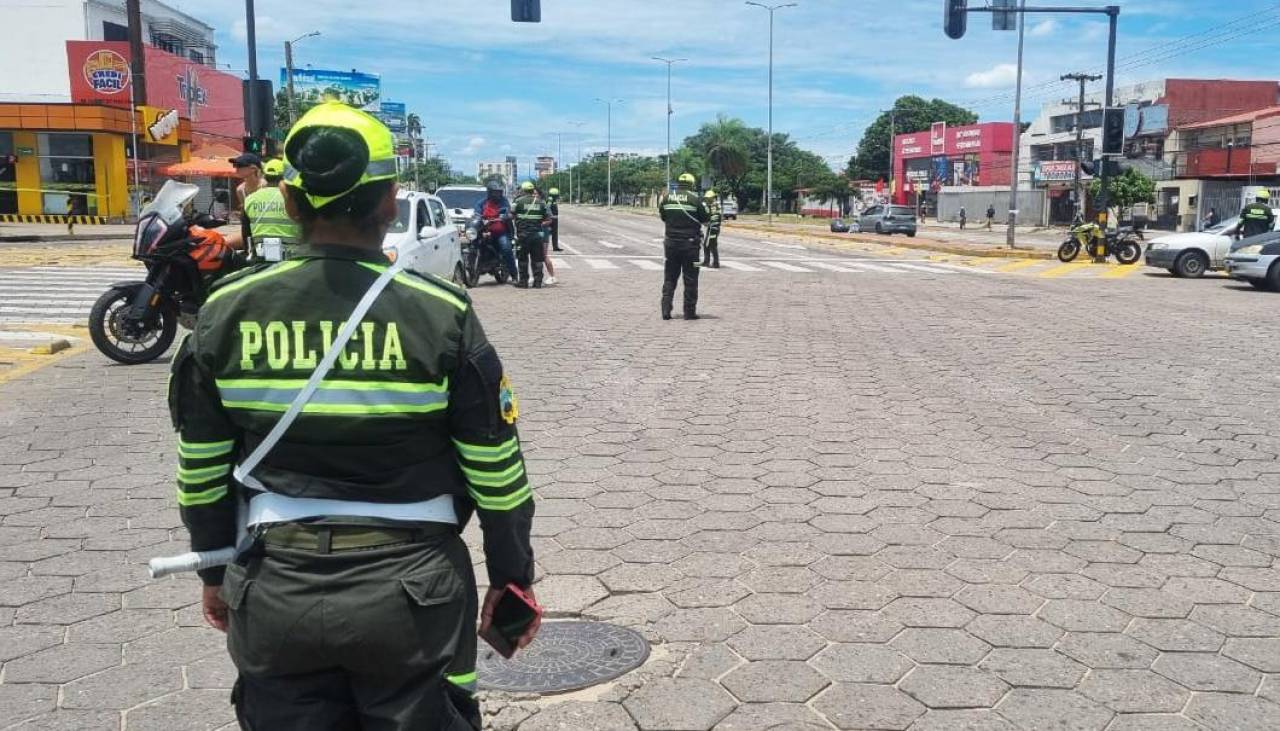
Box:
[137, 105, 180, 145]
[281, 68, 381, 110]
[378, 101, 407, 133]
[67, 41, 245, 141]
[1033, 160, 1081, 184]
[930, 122, 947, 155]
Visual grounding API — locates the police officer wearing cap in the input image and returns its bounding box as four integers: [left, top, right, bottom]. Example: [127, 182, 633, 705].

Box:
[658, 173, 710, 320]
[701, 189, 722, 269]
[512, 181, 550, 288]
[171, 100, 537, 729]
[241, 159, 302, 261]
[1238, 190, 1275, 240]
[547, 187, 562, 251]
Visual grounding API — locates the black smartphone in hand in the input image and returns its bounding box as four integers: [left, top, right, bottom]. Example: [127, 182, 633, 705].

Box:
[480, 583, 541, 659]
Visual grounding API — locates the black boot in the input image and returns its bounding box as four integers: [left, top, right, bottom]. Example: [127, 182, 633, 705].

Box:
[684, 311, 699, 320]
[532, 262, 544, 288]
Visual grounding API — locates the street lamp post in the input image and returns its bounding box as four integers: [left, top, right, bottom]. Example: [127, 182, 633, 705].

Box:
[570, 120, 585, 203]
[882, 108, 896, 204]
[746, 1, 797, 224]
[594, 98, 623, 207]
[651, 56, 687, 191]
[285, 31, 321, 126]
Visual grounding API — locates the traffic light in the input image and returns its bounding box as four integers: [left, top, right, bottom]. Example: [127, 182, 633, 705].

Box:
[944, 0, 968, 39]
[511, 0, 541, 22]
[242, 136, 264, 155]
[1102, 107, 1126, 155]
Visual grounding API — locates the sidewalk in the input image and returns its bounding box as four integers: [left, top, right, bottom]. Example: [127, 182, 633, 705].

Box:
[0, 223, 135, 243]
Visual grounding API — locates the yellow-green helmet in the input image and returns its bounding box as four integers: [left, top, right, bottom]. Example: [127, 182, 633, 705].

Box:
[521, 181, 535, 192]
[678, 173, 696, 186]
[1258, 189, 1271, 201]
[549, 188, 560, 196]
[283, 100, 396, 209]
[703, 189, 718, 200]
[262, 159, 285, 177]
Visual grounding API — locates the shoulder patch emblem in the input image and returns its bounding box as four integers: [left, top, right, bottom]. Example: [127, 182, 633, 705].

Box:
[499, 374, 519, 425]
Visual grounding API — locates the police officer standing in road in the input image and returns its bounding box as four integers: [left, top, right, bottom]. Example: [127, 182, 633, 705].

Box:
[241, 159, 302, 261]
[512, 181, 550, 288]
[1238, 190, 1275, 240]
[171, 100, 537, 729]
[547, 187, 562, 251]
[658, 173, 709, 320]
[701, 189, 722, 269]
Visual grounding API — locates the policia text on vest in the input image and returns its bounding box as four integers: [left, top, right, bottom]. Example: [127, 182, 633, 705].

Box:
[171, 101, 536, 730]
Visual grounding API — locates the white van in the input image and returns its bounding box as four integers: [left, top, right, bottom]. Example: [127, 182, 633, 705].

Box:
[721, 196, 738, 220]
[383, 190, 466, 284]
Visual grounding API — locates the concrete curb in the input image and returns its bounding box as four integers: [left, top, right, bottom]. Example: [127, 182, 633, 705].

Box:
[727, 222, 1054, 260]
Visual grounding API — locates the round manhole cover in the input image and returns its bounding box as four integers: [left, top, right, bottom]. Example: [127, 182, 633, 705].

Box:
[477, 621, 650, 694]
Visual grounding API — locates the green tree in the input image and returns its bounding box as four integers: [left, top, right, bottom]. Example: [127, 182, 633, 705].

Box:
[1088, 167, 1157, 209]
[848, 96, 979, 181]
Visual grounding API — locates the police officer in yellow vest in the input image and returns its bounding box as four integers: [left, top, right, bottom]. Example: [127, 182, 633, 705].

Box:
[658, 173, 709, 320]
[242, 159, 303, 260]
[1238, 190, 1275, 240]
[171, 101, 537, 729]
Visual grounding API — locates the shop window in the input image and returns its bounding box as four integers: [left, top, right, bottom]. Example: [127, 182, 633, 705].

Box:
[188, 50, 204, 64]
[37, 133, 97, 216]
[0, 132, 16, 214]
[103, 21, 128, 42]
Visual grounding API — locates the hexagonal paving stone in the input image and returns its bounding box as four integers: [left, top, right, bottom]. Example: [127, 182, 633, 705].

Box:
[1125, 618, 1224, 653]
[892, 628, 991, 665]
[980, 649, 1087, 688]
[124, 689, 238, 731]
[1104, 713, 1206, 731]
[1101, 589, 1194, 619]
[1077, 669, 1189, 713]
[519, 701, 637, 731]
[720, 660, 830, 703]
[1184, 693, 1280, 729]
[726, 625, 826, 661]
[667, 579, 751, 608]
[712, 702, 830, 731]
[673, 552, 753, 579]
[881, 598, 975, 628]
[1025, 573, 1106, 601]
[1222, 638, 1280, 672]
[966, 614, 1063, 649]
[1056, 632, 1158, 669]
[1151, 652, 1262, 693]
[908, 709, 1018, 730]
[880, 569, 962, 598]
[2, 643, 120, 684]
[623, 678, 736, 730]
[956, 585, 1044, 615]
[812, 684, 925, 730]
[810, 611, 904, 644]
[1037, 600, 1132, 633]
[65, 608, 174, 644]
[809, 643, 913, 684]
[0, 625, 64, 663]
[600, 564, 684, 593]
[995, 689, 1114, 731]
[0, 576, 72, 607]
[1190, 605, 1280, 637]
[653, 608, 747, 643]
[946, 559, 1030, 586]
[899, 665, 1010, 709]
[13, 592, 119, 625]
[732, 593, 822, 626]
[60, 663, 182, 710]
[810, 581, 897, 610]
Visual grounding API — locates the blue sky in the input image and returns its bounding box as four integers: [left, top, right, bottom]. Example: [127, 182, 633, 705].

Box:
[172, 0, 1280, 175]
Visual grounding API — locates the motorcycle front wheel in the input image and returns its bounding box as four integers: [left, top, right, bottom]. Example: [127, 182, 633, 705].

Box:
[1114, 241, 1142, 265]
[88, 285, 178, 365]
[1057, 240, 1081, 263]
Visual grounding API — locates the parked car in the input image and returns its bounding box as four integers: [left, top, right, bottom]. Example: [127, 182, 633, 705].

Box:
[858, 205, 917, 237]
[1144, 210, 1280, 278]
[1223, 230, 1280, 291]
[383, 190, 465, 284]
[434, 185, 489, 229]
[721, 197, 738, 220]
[830, 218, 849, 233]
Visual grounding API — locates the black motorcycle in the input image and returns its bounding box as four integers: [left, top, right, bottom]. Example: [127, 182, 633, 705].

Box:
[89, 182, 238, 364]
[462, 214, 511, 287]
[1057, 222, 1144, 264]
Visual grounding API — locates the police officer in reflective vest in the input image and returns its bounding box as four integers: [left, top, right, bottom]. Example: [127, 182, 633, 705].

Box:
[702, 189, 722, 269]
[547, 187, 562, 251]
[658, 173, 709, 320]
[512, 181, 550, 288]
[170, 101, 537, 729]
[242, 159, 302, 260]
[1238, 190, 1275, 240]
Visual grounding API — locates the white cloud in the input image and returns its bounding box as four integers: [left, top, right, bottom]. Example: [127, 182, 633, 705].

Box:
[1029, 19, 1058, 37]
[964, 63, 1020, 89]
[458, 136, 486, 155]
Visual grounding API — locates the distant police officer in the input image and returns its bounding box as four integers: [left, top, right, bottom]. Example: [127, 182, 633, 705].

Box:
[658, 173, 709, 320]
[512, 181, 550, 288]
[171, 101, 537, 730]
[547, 187, 562, 251]
[241, 159, 302, 261]
[1238, 190, 1275, 240]
[702, 189, 722, 269]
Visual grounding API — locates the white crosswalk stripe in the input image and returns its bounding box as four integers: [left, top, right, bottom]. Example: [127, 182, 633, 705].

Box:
[757, 261, 812, 273]
[583, 258, 619, 270]
[719, 261, 764, 272]
[629, 259, 664, 271]
[0, 265, 143, 324]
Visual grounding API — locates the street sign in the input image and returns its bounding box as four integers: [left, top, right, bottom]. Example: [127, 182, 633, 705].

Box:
[992, 0, 1017, 31]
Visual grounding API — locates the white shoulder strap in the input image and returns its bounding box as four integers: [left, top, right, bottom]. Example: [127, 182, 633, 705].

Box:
[232, 258, 404, 489]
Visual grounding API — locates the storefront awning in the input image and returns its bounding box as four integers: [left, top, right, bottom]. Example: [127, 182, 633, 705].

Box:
[163, 143, 241, 178]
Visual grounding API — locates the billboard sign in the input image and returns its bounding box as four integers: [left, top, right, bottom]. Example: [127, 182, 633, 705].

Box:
[137, 106, 180, 145]
[930, 122, 947, 155]
[281, 68, 381, 110]
[378, 101, 407, 133]
[67, 41, 244, 141]
[1033, 160, 1085, 184]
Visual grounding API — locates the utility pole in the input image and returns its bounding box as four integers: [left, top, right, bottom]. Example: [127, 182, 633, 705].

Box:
[285, 32, 320, 126]
[1061, 72, 1102, 221]
[570, 120, 585, 203]
[1005, 0, 1027, 249]
[245, 0, 260, 139]
[125, 0, 147, 104]
[883, 108, 896, 204]
[651, 56, 687, 191]
[594, 98, 622, 206]
[746, 1, 797, 223]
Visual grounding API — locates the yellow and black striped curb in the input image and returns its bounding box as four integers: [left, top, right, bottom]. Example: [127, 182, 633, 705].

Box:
[0, 214, 109, 224]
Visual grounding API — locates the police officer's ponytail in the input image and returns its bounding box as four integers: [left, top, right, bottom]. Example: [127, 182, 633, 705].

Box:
[284, 126, 394, 236]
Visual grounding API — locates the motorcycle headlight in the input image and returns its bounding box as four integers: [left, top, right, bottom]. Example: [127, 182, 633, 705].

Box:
[465, 227, 478, 241]
[1235, 244, 1263, 256]
[1148, 242, 1168, 250]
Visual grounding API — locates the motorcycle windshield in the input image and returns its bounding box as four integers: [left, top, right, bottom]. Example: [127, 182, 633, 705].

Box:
[141, 180, 201, 229]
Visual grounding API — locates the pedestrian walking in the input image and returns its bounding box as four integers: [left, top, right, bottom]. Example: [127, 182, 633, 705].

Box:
[958, 206, 967, 230]
[702, 189, 722, 268]
[547, 187, 562, 251]
[171, 101, 537, 729]
[658, 173, 709, 320]
[512, 181, 550, 288]
[535, 187, 558, 285]
[241, 159, 301, 261]
[985, 203, 995, 230]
